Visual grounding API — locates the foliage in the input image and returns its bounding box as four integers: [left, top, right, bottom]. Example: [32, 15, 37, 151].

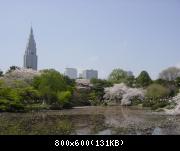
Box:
[0, 79, 5, 87]
[142, 98, 170, 110]
[146, 83, 170, 98]
[108, 68, 129, 84]
[131, 96, 143, 106]
[10, 80, 30, 88]
[63, 76, 75, 87]
[0, 99, 9, 111]
[0, 69, 75, 112]
[90, 78, 112, 102]
[1, 66, 180, 112]
[33, 69, 67, 92]
[0, 70, 3, 77]
[57, 91, 72, 107]
[124, 75, 135, 87]
[71, 89, 91, 106]
[0, 87, 25, 112]
[136, 71, 152, 87]
[6, 66, 20, 73]
[154, 79, 178, 97]
[159, 67, 180, 81]
[91, 78, 113, 88]
[32, 69, 69, 104]
[18, 87, 42, 104]
[175, 77, 180, 88]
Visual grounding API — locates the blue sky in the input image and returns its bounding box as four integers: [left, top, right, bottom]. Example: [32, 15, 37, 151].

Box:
[0, 0, 180, 79]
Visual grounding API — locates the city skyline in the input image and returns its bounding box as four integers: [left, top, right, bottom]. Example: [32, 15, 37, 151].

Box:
[0, 0, 180, 79]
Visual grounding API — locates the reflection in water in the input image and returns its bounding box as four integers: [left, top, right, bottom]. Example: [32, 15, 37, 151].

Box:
[152, 127, 163, 135]
[97, 129, 111, 135]
[0, 106, 180, 135]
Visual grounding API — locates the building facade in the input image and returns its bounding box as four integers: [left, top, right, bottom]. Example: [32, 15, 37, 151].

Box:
[126, 71, 134, 77]
[65, 68, 77, 79]
[23, 27, 38, 70]
[82, 69, 98, 79]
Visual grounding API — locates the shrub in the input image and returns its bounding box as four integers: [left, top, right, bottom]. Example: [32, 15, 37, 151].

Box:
[0, 99, 9, 112]
[131, 96, 143, 105]
[8, 101, 25, 112]
[146, 83, 170, 98]
[0, 98, 25, 112]
[142, 98, 170, 110]
[154, 79, 178, 97]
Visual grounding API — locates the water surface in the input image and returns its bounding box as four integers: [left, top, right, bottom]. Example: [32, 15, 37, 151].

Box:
[0, 106, 179, 135]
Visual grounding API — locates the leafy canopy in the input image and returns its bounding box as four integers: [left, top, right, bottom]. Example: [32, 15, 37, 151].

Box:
[136, 71, 152, 87]
[108, 69, 129, 84]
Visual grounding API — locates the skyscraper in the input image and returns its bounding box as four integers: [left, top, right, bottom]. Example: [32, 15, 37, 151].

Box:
[64, 68, 77, 79]
[82, 69, 98, 79]
[23, 27, 38, 70]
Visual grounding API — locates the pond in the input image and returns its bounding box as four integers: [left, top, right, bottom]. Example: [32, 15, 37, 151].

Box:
[0, 106, 180, 135]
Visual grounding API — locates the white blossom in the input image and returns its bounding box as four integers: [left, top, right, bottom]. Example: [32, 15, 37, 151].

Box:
[103, 83, 145, 105]
[165, 92, 180, 115]
[1, 68, 41, 86]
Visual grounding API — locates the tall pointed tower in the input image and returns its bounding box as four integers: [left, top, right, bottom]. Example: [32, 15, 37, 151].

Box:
[23, 27, 38, 70]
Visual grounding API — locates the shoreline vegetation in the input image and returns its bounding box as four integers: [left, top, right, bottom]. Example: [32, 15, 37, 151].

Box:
[0, 66, 180, 114]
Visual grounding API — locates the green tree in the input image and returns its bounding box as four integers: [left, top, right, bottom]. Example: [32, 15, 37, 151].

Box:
[155, 78, 178, 97]
[108, 69, 128, 84]
[124, 75, 135, 87]
[18, 87, 41, 104]
[159, 67, 180, 81]
[32, 69, 71, 105]
[175, 77, 180, 88]
[136, 71, 152, 87]
[90, 78, 112, 101]
[91, 78, 112, 88]
[57, 91, 72, 107]
[0, 70, 3, 77]
[0, 87, 24, 112]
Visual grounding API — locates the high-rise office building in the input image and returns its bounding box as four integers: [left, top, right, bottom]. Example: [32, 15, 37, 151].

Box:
[82, 69, 98, 79]
[65, 68, 77, 79]
[24, 27, 38, 70]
